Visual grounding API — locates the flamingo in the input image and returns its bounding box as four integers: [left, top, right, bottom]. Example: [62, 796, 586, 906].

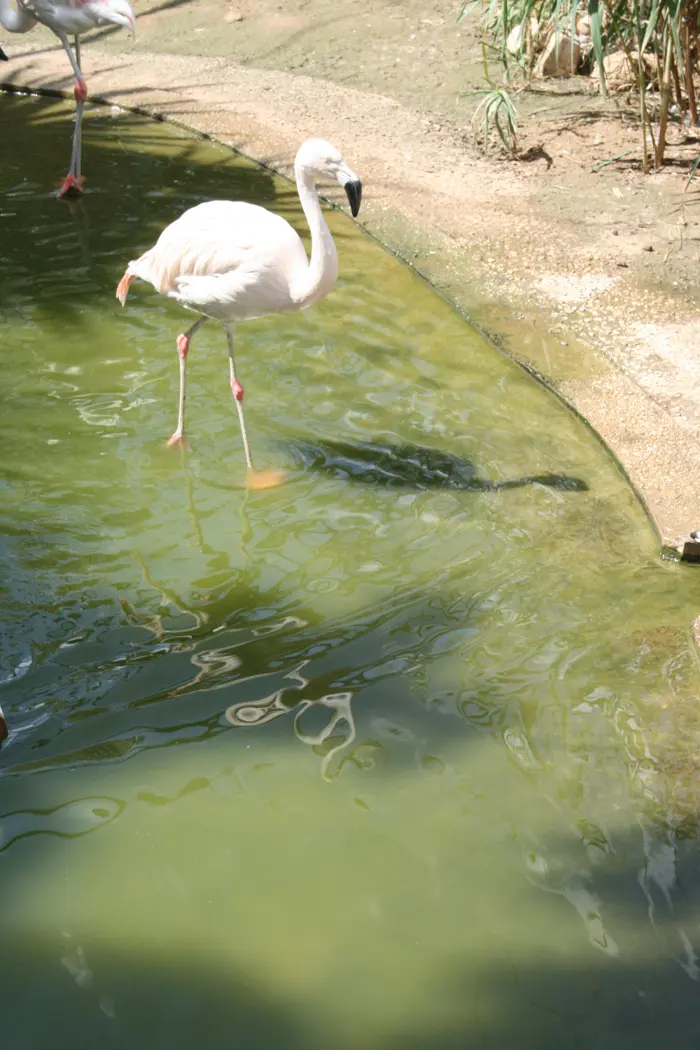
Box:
[116, 138, 363, 491]
[0, 0, 135, 196]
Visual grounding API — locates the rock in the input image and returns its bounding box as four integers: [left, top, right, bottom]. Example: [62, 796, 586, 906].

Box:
[575, 12, 591, 36]
[506, 23, 524, 54]
[224, 9, 244, 23]
[682, 539, 700, 563]
[506, 16, 540, 56]
[534, 32, 581, 77]
[591, 49, 657, 91]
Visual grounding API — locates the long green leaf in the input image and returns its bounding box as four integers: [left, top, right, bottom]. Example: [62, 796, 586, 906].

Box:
[686, 155, 700, 189]
[640, 0, 661, 53]
[591, 149, 635, 171]
[493, 110, 510, 150]
[666, 2, 684, 72]
[457, 0, 485, 22]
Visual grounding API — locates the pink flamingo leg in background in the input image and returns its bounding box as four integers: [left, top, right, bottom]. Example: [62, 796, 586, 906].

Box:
[0, 0, 135, 194]
[57, 34, 87, 198]
[168, 316, 207, 448]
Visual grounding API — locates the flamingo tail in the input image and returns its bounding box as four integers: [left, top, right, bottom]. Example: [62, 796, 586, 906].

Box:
[116, 271, 134, 306]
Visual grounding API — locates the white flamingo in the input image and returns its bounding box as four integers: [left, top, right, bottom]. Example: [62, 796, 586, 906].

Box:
[0, 0, 135, 196]
[116, 138, 363, 491]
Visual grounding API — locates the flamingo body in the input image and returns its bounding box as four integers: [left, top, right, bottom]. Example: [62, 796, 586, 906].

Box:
[19, 0, 133, 35]
[117, 138, 363, 488]
[123, 201, 335, 323]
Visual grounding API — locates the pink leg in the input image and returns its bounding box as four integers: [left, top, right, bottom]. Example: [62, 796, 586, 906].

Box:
[225, 326, 286, 490]
[226, 330, 255, 472]
[57, 35, 87, 198]
[167, 317, 206, 448]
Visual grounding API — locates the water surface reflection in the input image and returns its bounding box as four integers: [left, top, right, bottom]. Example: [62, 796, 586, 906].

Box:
[1, 94, 700, 1050]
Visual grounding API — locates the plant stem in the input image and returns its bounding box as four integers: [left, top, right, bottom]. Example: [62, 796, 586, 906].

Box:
[671, 51, 684, 117]
[684, 19, 698, 126]
[655, 30, 674, 168]
[636, 40, 650, 172]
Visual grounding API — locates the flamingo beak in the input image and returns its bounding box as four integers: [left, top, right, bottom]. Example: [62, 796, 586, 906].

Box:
[0, 46, 8, 61]
[338, 167, 362, 218]
[110, 8, 136, 37]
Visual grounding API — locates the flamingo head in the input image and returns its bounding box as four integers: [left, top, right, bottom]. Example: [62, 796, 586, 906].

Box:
[100, 0, 136, 37]
[295, 138, 362, 218]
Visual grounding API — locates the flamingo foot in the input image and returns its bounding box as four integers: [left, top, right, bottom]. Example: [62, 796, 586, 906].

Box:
[246, 468, 287, 491]
[58, 174, 85, 199]
[167, 431, 187, 450]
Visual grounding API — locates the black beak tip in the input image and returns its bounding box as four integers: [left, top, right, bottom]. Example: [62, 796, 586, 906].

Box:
[0, 47, 8, 62]
[344, 179, 362, 218]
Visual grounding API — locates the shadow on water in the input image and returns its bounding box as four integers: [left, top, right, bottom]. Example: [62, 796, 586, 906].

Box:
[0, 946, 692, 1050]
[287, 436, 590, 492]
[3, 804, 700, 1050]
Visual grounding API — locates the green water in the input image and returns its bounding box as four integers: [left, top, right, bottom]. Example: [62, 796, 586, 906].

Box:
[2, 94, 700, 1049]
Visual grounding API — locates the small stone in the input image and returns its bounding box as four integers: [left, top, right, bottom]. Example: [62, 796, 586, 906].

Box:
[682, 540, 700, 563]
[591, 49, 657, 91]
[225, 9, 244, 22]
[643, 244, 654, 252]
[534, 32, 581, 77]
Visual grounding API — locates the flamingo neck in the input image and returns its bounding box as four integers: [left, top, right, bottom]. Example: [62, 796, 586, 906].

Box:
[0, 0, 37, 33]
[293, 166, 338, 310]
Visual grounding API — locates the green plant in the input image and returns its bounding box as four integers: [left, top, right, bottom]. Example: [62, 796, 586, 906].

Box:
[457, 0, 700, 174]
[469, 86, 520, 153]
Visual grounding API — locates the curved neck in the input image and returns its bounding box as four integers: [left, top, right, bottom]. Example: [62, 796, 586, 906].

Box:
[292, 166, 338, 309]
[0, 0, 37, 33]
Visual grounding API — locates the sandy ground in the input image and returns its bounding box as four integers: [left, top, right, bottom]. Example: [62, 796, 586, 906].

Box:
[1, 0, 699, 563]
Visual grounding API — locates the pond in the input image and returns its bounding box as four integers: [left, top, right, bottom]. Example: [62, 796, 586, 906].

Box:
[1, 92, 700, 1050]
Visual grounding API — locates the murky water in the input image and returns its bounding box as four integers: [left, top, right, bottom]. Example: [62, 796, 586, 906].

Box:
[2, 94, 700, 1050]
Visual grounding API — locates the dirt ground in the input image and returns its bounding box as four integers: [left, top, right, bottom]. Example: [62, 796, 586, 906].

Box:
[2, 0, 700, 564]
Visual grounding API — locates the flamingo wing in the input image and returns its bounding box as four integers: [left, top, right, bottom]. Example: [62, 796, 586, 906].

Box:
[20, 0, 134, 33]
[128, 201, 305, 319]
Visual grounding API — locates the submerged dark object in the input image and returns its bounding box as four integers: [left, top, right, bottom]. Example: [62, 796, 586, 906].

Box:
[288, 437, 589, 493]
[0, 703, 7, 744]
[682, 531, 700, 563]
